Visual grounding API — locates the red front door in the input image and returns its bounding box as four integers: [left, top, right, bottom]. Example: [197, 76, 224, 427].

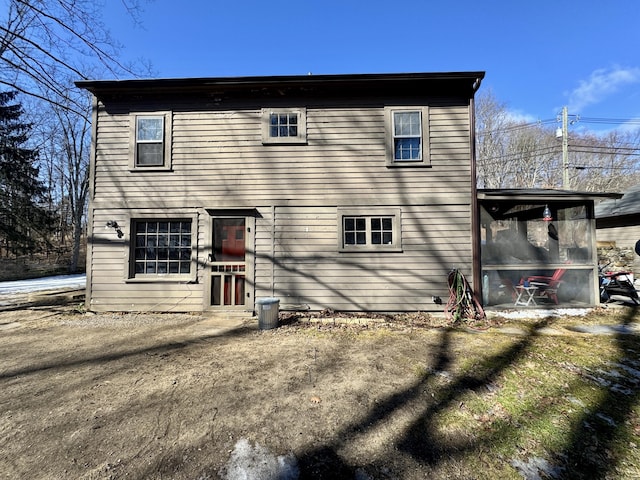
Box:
[211, 218, 246, 307]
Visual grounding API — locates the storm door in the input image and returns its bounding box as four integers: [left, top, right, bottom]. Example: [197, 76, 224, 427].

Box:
[210, 218, 246, 307]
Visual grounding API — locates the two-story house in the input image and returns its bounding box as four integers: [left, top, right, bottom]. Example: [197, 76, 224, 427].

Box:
[76, 72, 485, 313]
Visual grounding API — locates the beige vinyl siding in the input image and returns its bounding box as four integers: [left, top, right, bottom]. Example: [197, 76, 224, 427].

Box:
[92, 105, 471, 208]
[253, 205, 472, 312]
[88, 208, 205, 312]
[89, 96, 474, 312]
[597, 225, 640, 249]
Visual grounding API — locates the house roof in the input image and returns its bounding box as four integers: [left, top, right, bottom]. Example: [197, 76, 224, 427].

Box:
[595, 184, 640, 218]
[478, 188, 623, 202]
[75, 71, 485, 100]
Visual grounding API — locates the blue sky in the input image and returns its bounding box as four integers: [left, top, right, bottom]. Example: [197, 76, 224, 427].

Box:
[102, 0, 640, 132]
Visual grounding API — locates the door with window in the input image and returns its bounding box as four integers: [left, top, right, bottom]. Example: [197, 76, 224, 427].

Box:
[209, 217, 248, 307]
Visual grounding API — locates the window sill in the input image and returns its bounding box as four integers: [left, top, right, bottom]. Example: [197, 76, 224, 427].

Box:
[125, 275, 196, 283]
[261, 139, 308, 145]
[339, 247, 403, 253]
[386, 162, 431, 168]
[128, 167, 173, 172]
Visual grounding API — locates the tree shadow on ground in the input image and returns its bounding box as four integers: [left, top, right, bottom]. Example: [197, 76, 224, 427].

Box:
[294, 318, 550, 478]
[557, 307, 640, 479]
[294, 310, 640, 479]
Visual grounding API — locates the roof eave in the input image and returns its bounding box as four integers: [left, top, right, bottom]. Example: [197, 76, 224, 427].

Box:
[75, 71, 486, 97]
[478, 188, 623, 202]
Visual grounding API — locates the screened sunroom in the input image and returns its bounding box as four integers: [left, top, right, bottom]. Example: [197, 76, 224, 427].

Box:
[477, 189, 622, 308]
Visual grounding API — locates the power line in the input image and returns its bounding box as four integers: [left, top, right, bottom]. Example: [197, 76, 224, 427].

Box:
[478, 119, 556, 136]
[571, 149, 640, 157]
[479, 115, 640, 135]
[579, 117, 640, 125]
[479, 146, 560, 163]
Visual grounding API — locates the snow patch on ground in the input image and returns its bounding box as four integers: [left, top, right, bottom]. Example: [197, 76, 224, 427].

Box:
[220, 438, 299, 480]
[0, 274, 86, 295]
[496, 308, 591, 320]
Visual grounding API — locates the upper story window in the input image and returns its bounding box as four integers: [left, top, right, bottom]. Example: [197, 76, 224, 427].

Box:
[385, 107, 430, 166]
[130, 112, 172, 170]
[270, 113, 298, 138]
[261, 107, 307, 144]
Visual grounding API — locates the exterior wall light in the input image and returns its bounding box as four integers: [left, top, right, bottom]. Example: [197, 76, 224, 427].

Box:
[106, 220, 124, 238]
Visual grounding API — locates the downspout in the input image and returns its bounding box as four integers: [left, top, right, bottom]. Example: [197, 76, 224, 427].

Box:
[470, 76, 483, 300]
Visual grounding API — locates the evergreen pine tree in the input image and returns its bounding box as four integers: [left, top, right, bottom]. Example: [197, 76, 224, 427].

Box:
[0, 91, 55, 257]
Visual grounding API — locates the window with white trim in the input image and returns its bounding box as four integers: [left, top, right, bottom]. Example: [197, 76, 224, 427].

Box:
[261, 107, 307, 144]
[338, 208, 402, 252]
[131, 219, 192, 276]
[385, 107, 429, 166]
[130, 112, 172, 170]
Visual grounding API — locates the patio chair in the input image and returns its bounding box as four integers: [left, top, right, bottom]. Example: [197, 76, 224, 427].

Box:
[525, 268, 567, 304]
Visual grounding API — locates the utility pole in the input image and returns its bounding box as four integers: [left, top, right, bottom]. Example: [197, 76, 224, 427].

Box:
[561, 106, 569, 189]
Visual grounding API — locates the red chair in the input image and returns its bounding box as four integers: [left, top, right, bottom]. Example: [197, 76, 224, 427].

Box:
[526, 269, 566, 304]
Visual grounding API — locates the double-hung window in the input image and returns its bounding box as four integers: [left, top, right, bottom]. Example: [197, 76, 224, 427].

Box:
[338, 208, 402, 252]
[385, 107, 429, 166]
[130, 112, 172, 170]
[261, 107, 307, 144]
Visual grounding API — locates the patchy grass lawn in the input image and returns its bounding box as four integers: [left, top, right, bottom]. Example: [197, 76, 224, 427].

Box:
[0, 305, 639, 479]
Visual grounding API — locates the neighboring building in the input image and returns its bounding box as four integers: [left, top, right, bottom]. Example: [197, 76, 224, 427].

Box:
[76, 72, 485, 313]
[596, 185, 640, 246]
[596, 185, 640, 272]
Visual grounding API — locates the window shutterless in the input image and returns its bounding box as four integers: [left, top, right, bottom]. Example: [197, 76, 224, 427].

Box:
[132, 219, 192, 276]
[338, 208, 402, 252]
[135, 116, 164, 166]
[129, 112, 172, 171]
[384, 107, 430, 166]
[261, 108, 307, 144]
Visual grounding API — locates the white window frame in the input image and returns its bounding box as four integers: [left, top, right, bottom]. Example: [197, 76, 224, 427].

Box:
[129, 112, 173, 171]
[337, 208, 402, 252]
[384, 106, 430, 166]
[125, 212, 197, 282]
[261, 107, 307, 144]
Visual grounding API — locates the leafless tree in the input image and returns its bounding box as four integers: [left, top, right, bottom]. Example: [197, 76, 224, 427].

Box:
[0, 0, 147, 114]
[1, 0, 151, 271]
[476, 90, 640, 192]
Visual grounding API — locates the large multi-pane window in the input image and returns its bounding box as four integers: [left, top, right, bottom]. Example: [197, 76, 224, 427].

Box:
[133, 220, 192, 275]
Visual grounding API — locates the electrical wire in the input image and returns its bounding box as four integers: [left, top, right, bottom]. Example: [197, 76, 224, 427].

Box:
[479, 119, 557, 136]
[579, 117, 640, 125]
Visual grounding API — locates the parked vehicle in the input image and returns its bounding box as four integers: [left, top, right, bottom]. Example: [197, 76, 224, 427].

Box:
[599, 264, 640, 305]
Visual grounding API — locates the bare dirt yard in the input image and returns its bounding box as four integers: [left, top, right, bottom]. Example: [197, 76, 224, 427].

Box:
[1, 298, 640, 479]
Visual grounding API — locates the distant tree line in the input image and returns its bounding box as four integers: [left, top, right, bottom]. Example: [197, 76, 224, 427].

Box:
[0, 0, 148, 271]
[476, 91, 640, 192]
[1, 2, 639, 275]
